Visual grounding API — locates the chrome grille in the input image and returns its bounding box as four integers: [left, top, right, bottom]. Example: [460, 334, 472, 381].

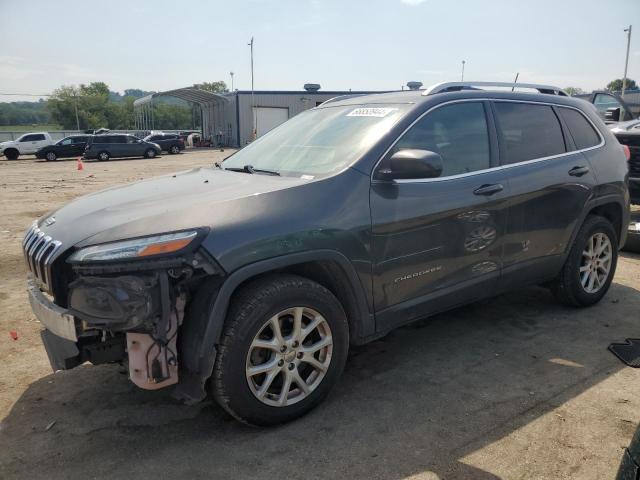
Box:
[22, 223, 63, 292]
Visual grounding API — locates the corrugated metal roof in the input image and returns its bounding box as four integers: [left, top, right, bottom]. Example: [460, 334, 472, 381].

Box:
[133, 88, 228, 107]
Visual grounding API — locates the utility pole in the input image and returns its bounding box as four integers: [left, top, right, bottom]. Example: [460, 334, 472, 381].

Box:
[622, 25, 632, 97]
[73, 91, 80, 131]
[461, 60, 466, 81]
[230, 71, 234, 92]
[248, 36, 256, 140]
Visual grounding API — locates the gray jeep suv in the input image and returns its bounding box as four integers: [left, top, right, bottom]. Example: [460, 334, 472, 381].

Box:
[24, 82, 630, 425]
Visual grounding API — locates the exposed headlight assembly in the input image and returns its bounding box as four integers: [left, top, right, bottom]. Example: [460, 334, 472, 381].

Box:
[68, 230, 201, 263]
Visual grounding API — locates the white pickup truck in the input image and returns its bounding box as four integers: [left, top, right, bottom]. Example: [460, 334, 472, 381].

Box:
[0, 132, 54, 160]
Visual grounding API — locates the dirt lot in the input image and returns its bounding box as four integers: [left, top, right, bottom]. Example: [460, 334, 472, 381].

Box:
[0, 150, 639, 479]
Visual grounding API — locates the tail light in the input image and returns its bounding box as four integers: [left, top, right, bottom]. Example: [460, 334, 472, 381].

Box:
[622, 144, 631, 161]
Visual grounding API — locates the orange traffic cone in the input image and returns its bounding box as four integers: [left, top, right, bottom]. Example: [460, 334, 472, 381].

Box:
[77, 157, 84, 171]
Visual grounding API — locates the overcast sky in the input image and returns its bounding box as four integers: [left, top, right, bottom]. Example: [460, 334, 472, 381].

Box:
[1, 0, 638, 101]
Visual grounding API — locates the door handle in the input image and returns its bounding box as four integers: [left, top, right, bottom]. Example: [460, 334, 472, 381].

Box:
[473, 183, 504, 196]
[568, 165, 590, 177]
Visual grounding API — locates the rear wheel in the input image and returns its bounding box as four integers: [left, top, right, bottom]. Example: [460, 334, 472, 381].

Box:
[551, 215, 618, 307]
[97, 151, 110, 161]
[169, 145, 180, 154]
[212, 274, 349, 426]
[144, 148, 156, 158]
[45, 151, 57, 161]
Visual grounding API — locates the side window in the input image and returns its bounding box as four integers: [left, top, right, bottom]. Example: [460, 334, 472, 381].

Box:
[126, 136, 139, 144]
[60, 138, 73, 146]
[494, 103, 566, 164]
[392, 102, 491, 177]
[593, 93, 626, 121]
[32, 134, 46, 141]
[557, 108, 601, 150]
[72, 136, 87, 144]
[114, 136, 128, 144]
[20, 134, 36, 142]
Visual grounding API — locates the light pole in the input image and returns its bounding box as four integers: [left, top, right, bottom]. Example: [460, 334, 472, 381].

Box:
[230, 71, 234, 92]
[622, 25, 633, 97]
[248, 37, 256, 140]
[461, 60, 466, 81]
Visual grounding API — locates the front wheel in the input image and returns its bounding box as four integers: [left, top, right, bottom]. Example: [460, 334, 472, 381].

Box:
[551, 215, 618, 307]
[45, 151, 57, 161]
[212, 274, 349, 426]
[144, 148, 157, 158]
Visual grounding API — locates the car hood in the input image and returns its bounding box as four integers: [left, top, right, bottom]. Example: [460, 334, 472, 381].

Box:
[35, 167, 309, 249]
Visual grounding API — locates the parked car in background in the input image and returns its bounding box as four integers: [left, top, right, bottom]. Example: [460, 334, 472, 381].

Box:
[576, 91, 637, 124]
[609, 119, 640, 205]
[0, 132, 54, 160]
[83, 134, 161, 161]
[143, 133, 185, 154]
[23, 81, 630, 426]
[36, 135, 92, 161]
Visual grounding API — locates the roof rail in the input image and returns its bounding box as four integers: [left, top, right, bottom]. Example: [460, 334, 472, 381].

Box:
[319, 93, 369, 106]
[423, 81, 568, 97]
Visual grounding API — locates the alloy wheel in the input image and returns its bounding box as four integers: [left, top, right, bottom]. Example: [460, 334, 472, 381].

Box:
[579, 232, 612, 293]
[245, 307, 333, 407]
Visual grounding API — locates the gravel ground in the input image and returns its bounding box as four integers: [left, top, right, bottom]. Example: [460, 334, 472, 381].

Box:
[0, 150, 639, 480]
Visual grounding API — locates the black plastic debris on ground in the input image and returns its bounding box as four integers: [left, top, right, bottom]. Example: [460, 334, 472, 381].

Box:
[609, 339, 640, 368]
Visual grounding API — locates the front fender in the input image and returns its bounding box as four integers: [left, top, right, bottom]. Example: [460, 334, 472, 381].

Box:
[174, 249, 372, 404]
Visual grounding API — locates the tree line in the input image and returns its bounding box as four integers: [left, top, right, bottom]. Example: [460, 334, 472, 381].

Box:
[0, 80, 228, 130]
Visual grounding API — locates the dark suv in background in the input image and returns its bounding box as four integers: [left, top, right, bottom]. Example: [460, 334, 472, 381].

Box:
[24, 81, 629, 426]
[83, 134, 161, 161]
[144, 133, 185, 154]
[36, 135, 92, 161]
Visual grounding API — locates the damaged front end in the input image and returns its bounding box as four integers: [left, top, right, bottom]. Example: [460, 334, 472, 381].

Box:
[25, 225, 224, 399]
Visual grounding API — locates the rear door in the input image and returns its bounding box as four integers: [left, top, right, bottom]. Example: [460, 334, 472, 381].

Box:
[370, 100, 509, 331]
[493, 101, 599, 287]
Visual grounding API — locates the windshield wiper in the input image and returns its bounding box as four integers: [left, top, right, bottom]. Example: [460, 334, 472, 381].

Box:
[224, 165, 280, 176]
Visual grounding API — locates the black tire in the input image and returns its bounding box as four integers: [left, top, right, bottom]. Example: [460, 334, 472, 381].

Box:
[169, 145, 180, 154]
[144, 148, 157, 159]
[97, 151, 110, 161]
[45, 151, 57, 161]
[550, 215, 618, 307]
[4, 149, 19, 160]
[212, 274, 349, 426]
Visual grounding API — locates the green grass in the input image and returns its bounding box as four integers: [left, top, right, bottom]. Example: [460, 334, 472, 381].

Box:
[0, 124, 62, 132]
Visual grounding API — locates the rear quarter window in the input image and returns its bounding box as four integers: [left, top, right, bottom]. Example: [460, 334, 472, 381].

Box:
[557, 107, 601, 150]
[494, 102, 566, 164]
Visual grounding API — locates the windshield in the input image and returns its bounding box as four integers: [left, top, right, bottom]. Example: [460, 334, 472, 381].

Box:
[223, 104, 410, 177]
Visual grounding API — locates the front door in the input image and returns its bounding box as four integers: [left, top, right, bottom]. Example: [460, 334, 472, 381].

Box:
[370, 101, 509, 332]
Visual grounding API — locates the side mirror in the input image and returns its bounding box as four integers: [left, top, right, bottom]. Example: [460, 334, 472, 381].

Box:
[605, 107, 621, 122]
[379, 149, 443, 180]
[137, 139, 143, 143]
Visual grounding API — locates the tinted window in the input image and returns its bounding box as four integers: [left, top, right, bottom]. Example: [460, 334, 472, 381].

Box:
[126, 136, 139, 144]
[392, 102, 490, 177]
[21, 134, 45, 142]
[94, 136, 111, 144]
[494, 103, 566, 164]
[558, 108, 600, 150]
[71, 136, 88, 144]
[112, 136, 127, 144]
[59, 138, 73, 146]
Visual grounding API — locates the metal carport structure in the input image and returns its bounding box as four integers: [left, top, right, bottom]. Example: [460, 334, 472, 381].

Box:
[133, 87, 231, 146]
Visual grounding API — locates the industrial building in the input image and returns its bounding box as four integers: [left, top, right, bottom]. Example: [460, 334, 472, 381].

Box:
[133, 84, 395, 147]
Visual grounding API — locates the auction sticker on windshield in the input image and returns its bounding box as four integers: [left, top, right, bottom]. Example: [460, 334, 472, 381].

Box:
[346, 107, 398, 117]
